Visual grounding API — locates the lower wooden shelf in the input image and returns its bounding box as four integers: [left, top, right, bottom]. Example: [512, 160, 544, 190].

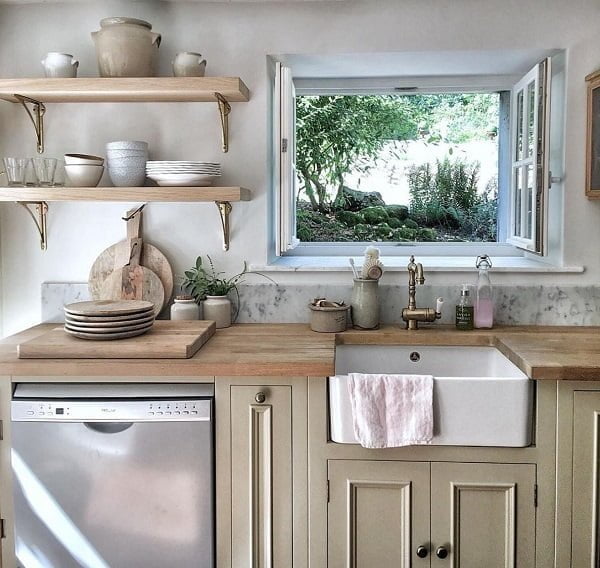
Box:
[0, 186, 252, 251]
[0, 186, 251, 202]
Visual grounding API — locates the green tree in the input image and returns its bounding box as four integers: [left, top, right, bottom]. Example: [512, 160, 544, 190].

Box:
[295, 95, 424, 212]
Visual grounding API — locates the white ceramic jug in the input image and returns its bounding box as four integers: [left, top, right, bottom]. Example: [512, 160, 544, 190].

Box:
[172, 52, 207, 77]
[41, 52, 79, 78]
[92, 17, 161, 77]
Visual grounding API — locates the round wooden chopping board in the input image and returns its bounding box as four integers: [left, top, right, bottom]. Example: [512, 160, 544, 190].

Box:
[89, 240, 174, 308]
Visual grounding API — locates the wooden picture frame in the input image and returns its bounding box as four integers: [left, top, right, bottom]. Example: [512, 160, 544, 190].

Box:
[586, 69, 600, 198]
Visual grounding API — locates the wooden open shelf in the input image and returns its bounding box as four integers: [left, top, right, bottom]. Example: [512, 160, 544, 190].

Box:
[0, 186, 251, 202]
[0, 77, 250, 103]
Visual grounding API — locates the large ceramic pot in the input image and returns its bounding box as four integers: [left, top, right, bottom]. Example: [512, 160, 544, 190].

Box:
[92, 17, 161, 77]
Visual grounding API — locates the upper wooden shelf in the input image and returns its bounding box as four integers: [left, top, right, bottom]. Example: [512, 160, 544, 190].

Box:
[0, 77, 250, 103]
[0, 186, 251, 202]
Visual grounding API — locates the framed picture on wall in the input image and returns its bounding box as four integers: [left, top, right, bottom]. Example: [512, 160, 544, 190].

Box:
[586, 69, 600, 198]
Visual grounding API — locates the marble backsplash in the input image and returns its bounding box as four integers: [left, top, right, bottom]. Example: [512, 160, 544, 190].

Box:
[42, 282, 600, 326]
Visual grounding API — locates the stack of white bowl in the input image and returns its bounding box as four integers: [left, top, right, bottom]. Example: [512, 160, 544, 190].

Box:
[64, 154, 105, 187]
[145, 161, 221, 186]
[106, 140, 148, 187]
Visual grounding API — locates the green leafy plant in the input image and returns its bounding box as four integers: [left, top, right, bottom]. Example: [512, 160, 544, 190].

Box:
[182, 256, 249, 302]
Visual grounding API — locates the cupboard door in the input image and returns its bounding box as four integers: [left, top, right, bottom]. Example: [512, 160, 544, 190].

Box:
[230, 385, 293, 568]
[572, 391, 600, 567]
[328, 460, 431, 568]
[430, 462, 536, 568]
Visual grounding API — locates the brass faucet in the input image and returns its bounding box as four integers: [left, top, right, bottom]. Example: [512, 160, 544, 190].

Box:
[401, 255, 443, 330]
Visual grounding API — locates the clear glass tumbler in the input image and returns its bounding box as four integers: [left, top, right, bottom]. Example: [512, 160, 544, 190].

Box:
[3, 157, 30, 186]
[32, 157, 57, 186]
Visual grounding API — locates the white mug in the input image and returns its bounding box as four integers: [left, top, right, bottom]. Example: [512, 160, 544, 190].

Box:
[41, 52, 79, 78]
[172, 52, 207, 77]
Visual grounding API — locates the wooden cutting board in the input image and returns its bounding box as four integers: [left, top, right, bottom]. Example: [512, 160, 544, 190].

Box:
[88, 210, 174, 309]
[18, 321, 216, 359]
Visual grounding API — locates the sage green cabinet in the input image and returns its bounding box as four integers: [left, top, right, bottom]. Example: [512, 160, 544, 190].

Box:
[327, 460, 536, 568]
[215, 377, 308, 568]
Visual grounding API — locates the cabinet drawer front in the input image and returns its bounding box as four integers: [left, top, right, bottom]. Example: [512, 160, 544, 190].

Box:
[328, 460, 431, 568]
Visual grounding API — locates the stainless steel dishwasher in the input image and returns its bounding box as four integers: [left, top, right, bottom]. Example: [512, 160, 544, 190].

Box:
[11, 383, 214, 568]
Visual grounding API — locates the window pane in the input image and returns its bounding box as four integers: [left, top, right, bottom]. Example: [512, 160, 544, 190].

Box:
[514, 167, 522, 237]
[516, 89, 524, 161]
[527, 81, 536, 159]
[525, 164, 534, 240]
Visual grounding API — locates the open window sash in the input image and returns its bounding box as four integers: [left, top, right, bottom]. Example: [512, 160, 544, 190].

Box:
[274, 62, 300, 255]
[508, 58, 551, 254]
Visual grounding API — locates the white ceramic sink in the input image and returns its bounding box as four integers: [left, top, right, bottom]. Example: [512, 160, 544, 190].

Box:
[330, 345, 533, 447]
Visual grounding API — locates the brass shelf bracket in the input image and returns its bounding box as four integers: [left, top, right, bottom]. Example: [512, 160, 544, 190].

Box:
[215, 92, 231, 153]
[215, 201, 233, 251]
[14, 95, 46, 154]
[17, 201, 49, 250]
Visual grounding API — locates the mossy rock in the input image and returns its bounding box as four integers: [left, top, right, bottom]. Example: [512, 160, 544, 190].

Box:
[360, 206, 390, 225]
[334, 186, 386, 211]
[393, 227, 418, 241]
[388, 217, 403, 229]
[402, 218, 419, 230]
[417, 228, 438, 242]
[385, 204, 409, 221]
[335, 210, 364, 227]
[375, 223, 394, 239]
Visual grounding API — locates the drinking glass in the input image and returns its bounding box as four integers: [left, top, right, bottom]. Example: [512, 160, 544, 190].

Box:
[2, 157, 30, 186]
[32, 157, 57, 186]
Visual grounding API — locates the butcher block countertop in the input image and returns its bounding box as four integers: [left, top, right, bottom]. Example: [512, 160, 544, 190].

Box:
[0, 323, 599, 379]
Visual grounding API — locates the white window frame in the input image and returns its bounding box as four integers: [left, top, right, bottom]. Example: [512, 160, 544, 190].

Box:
[508, 58, 551, 254]
[274, 64, 553, 259]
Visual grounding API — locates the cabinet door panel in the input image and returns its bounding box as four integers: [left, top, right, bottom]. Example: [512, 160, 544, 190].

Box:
[230, 385, 292, 568]
[431, 462, 536, 568]
[572, 391, 600, 567]
[328, 460, 430, 568]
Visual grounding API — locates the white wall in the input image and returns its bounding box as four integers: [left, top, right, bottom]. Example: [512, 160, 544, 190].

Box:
[1, 0, 600, 335]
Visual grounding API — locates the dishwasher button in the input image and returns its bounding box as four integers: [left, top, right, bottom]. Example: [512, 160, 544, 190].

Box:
[165, 411, 172, 415]
[155, 411, 163, 416]
[191, 411, 198, 415]
[182, 411, 190, 415]
[174, 411, 181, 415]
[26, 411, 34, 415]
[148, 411, 155, 416]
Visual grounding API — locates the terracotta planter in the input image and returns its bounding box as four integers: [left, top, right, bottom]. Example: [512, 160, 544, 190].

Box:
[92, 17, 161, 78]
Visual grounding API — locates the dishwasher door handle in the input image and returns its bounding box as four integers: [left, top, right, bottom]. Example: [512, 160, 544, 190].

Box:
[84, 422, 134, 434]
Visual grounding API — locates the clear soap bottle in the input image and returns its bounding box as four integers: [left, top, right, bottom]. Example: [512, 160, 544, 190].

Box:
[474, 254, 493, 328]
[455, 285, 474, 331]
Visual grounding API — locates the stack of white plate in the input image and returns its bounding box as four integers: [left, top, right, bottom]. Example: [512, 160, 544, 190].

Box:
[146, 161, 222, 187]
[63, 300, 155, 340]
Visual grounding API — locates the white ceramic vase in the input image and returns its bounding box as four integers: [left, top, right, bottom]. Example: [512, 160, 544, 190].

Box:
[172, 52, 207, 77]
[42, 52, 79, 78]
[170, 296, 201, 320]
[202, 295, 232, 328]
[92, 17, 161, 77]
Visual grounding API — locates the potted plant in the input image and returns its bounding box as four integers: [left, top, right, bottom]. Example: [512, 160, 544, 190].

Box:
[181, 256, 251, 328]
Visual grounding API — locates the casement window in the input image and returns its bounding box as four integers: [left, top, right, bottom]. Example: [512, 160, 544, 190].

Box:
[274, 56, 555, 259]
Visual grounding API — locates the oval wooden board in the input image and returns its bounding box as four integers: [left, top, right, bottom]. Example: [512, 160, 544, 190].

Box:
[65, 313, 155, 328]
[64, 310, 155, 323]
[100, 265, 164, 316]
[88, 240, 174, 309]
[64, 300, 154, 316]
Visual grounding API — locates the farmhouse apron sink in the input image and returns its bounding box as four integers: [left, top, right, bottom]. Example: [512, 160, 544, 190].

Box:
[330, 345, 533, 447]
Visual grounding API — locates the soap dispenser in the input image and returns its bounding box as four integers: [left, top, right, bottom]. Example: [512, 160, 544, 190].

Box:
[455, 285, 474, 331]
[474, 255, 494, 329]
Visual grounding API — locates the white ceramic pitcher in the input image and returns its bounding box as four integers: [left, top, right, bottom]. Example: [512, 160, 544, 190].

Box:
[41, 52, 79, 78]
[172, 52, 207, 77]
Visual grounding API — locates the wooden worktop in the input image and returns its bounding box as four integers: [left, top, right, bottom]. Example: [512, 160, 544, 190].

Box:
[0, 323, 599, 380]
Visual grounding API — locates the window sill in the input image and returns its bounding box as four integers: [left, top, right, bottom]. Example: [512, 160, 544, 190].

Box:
[251, 256, 584, 273]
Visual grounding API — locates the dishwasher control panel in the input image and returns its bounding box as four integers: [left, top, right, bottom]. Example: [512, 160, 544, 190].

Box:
[11, 399, 212, 422]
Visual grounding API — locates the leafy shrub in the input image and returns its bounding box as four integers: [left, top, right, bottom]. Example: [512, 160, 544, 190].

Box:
[402, 218, 419, 230]
[361, 206, 390, 224]
[335, 210, 364, 227]
[385, 204, 409, 221]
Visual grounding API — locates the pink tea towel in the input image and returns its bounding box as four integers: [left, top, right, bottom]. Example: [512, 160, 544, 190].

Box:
[347, 373, 434, 448]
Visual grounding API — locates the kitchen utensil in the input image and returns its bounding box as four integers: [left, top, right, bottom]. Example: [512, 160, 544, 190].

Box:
[99, 237, 164, 314]
[3, 158, 30, 186]
[92, 17, 161, 77]
[349, 258, 359, 279]
[18, 320, 216, 359]
[64, 299, 154, 317]
[41, 52, 78, 78]
[172, 52, 207, 77]
[65, 312, 155, 328]
[147, 173, 218, 187]
[64, 154, 104, 166]
[32, 158, 57, 186]
[65, 164, 104, 187]
[88, 209, 174, 305]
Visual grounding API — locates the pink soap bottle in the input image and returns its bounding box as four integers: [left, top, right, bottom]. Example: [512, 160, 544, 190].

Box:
[474, 255, 494, 329]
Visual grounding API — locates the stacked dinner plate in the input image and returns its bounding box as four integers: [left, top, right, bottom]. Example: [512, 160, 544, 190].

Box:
[64, 300, 155, 340]
[146, 161, 222, 187]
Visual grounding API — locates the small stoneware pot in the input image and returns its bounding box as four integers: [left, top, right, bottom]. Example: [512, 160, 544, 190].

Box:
[170, 295, 201, 320]
[42, 52, 79, 78]
[309, 301, 349, 333]
[172, 52, 207, 77]
[202, 295, 232, 328]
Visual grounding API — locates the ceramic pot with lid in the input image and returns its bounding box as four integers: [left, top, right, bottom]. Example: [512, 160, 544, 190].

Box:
[92, 17, 161, 77]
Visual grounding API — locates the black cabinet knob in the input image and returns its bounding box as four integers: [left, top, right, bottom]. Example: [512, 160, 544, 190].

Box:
[436, 546, 449, 559]
[255, 392, 266, 403]
[416, 545, 428, 558]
